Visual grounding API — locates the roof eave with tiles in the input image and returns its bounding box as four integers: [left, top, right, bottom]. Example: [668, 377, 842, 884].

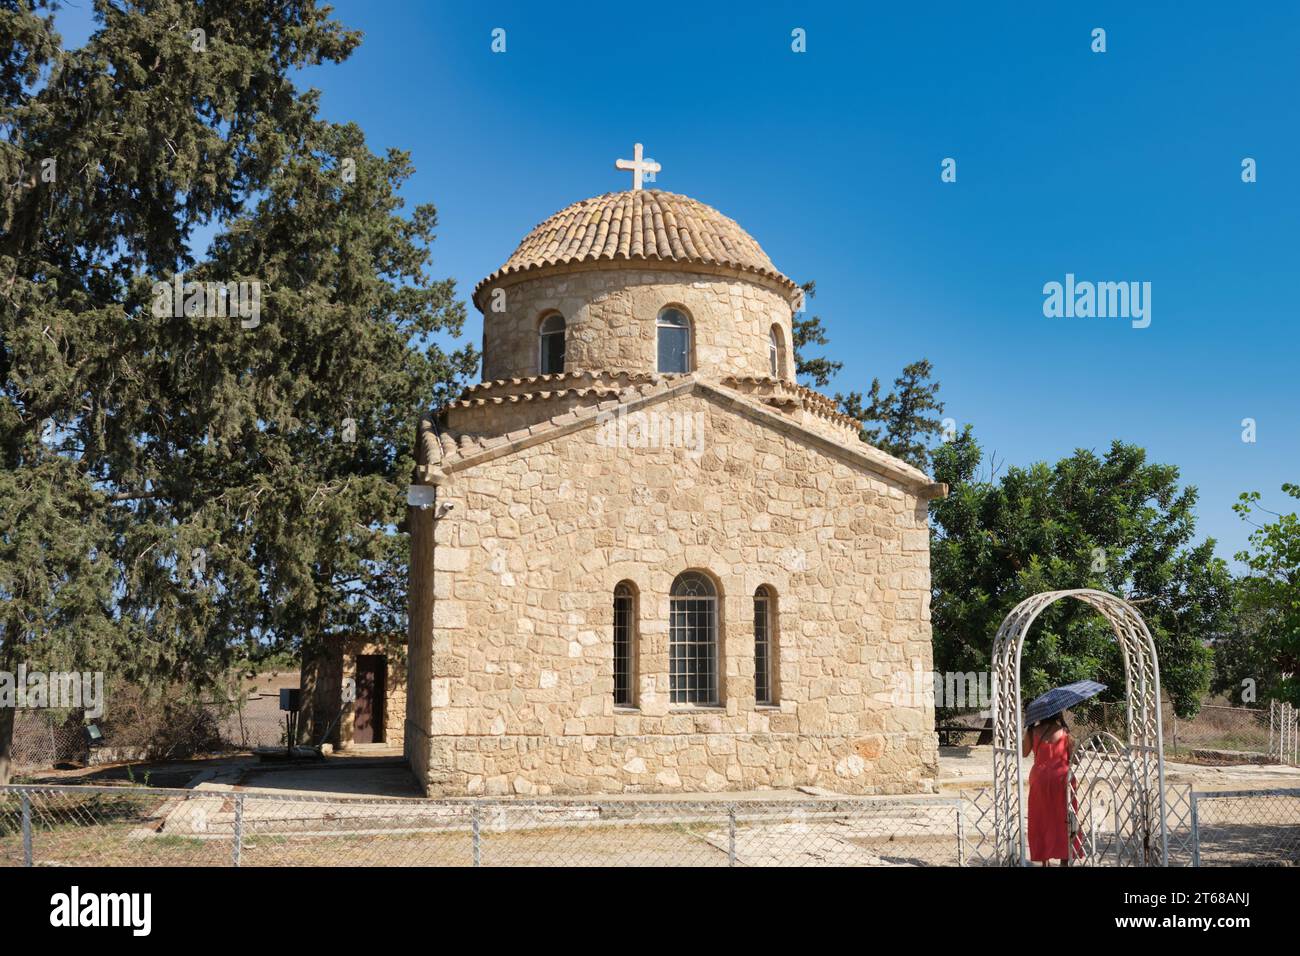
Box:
[441, 372, 864, 442]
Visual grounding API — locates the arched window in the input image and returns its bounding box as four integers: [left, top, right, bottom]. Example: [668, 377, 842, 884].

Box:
[656, 307, 691, 374]
[769, 325, 785, 379]
[538, 313, 566, 375]
[669, 571, 718, 704]
[613, 582, 637, 708]
[754, 586, 777, 705]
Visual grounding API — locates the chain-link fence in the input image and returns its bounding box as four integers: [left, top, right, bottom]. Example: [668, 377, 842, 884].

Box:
[6, 713, 89, 771]
[1167, 702, 1288, 764]
[8, 693, 293, 774]
[0, 782, 1291, 867]
[1191, 788, 1300, 866]
[1164, 784, 1197, 867]
[214, 694, 291, 751]
[0, 786, 972, 867]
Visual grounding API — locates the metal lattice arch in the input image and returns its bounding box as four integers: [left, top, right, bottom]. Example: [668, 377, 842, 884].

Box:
[991, 589, 1168, 866]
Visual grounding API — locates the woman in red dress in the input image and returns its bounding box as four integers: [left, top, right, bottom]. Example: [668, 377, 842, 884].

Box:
[1023, 711, 1082, 864]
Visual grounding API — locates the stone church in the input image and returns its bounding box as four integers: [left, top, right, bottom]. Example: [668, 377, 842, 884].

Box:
[404, 149, 944, 796]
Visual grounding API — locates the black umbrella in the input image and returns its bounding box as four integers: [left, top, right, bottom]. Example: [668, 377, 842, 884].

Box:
[1025, 680, 1106, 726]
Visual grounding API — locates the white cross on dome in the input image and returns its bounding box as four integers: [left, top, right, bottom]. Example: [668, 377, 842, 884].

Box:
[615, 142, 661, 191]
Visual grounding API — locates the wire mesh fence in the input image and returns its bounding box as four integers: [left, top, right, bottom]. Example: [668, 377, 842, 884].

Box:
[1191, 788, 1300, 867]
[0, 785, 980, 868]
[8, 694, 293, 774]
[6, 712, 89, 771]
[1164, 784, 1197, 867]
[0, 782, 1292, 867]
[1167, 703, 1289, 764]
[214, 695, 291, 751]
[957, 785, 999, 865]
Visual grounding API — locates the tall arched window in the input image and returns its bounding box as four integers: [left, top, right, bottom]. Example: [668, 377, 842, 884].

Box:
[613, 582, 637, 708]
[656, 307, 691, 374]
[769, 325, 785, 379]
[754, 586, 777, 705]
[538, 313, 566, 374]
[669, 571, 718, 704]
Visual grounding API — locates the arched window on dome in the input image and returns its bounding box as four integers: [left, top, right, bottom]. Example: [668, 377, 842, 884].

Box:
[669, 571, 719, 704]
[657, 307, 691, 374]
[769, 324, 787, 379]
[538, 313, 566, 375]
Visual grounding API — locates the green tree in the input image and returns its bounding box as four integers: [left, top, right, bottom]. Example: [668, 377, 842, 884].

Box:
[838, 359, 945, 470]
[786, 282, 945, 471]
[791, 281, 842, 388]
[1209, 579, 1282, 706]
[1221, 485, 1300, 706]
[0, 457, 121, 782]
[929, 428, 1232, 716]
[0, 1, 476, 780]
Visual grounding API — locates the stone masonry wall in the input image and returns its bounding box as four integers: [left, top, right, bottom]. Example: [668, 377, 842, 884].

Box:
[481, 267, 796, 384]
[415, 390, 938, 796]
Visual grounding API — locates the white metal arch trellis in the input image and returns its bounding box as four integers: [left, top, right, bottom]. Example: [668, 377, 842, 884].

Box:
[991, 589, 1168, 866]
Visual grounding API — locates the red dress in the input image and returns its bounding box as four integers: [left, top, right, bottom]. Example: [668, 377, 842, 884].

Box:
[1027, 731, 1083, 862]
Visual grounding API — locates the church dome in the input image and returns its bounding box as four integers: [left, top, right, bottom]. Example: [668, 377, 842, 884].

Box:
[473, 190, 799, 309]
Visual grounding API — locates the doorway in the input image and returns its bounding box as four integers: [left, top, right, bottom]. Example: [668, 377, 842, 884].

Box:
[354, 655, 387, 744]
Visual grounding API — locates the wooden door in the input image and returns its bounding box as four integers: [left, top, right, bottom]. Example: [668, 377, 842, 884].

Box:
[353, 655, 386, 744]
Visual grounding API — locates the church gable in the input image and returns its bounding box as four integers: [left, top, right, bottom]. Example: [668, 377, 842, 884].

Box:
[422, 375, 945, 501]
[409, 386, 936, 796]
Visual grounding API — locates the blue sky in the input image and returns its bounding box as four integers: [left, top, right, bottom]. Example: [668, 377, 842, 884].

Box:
[56, 1, 1298, 566]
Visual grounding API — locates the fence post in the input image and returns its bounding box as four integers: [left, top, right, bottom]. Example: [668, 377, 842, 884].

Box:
[728, 805, 736, 867]
[231, 793, 244, 867]
[472, 805, 481, 867]
[1284, 697, 1294, 764]
[955, 801, 966, 867]
[1189, 792, 1200, 868]
[1285, 703, 1292, 765]
[21, 792, 32, 867]
[1269, 701, 1277, 763]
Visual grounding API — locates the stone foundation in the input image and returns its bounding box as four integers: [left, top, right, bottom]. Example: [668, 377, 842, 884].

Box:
[427, 731, 937, 796]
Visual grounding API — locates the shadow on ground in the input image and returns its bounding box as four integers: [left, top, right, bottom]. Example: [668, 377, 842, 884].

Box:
[233, 758, 422, 798]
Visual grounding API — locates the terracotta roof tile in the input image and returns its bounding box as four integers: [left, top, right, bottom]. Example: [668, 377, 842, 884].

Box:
[473, 190, 797, 307]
